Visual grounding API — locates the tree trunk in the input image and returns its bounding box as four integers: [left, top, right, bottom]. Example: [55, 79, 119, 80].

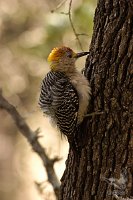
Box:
[60, 0, 133, 199]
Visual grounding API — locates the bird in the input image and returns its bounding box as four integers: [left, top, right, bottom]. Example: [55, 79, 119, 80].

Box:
[39, 46, 91, 150]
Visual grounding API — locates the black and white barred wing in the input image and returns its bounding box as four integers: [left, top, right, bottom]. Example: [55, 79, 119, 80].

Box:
[39, 71, 79, 138]
[39, 71, 62, 115]
[51, 78, 79, 138]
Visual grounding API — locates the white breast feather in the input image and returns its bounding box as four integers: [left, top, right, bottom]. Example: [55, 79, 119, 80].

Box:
[69, 70, 91, 123]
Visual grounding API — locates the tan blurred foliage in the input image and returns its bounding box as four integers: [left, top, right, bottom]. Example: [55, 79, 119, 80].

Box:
[0, 0, 96, 199]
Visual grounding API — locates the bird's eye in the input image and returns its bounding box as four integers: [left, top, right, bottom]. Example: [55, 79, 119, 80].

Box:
[67, 53, 72, 58]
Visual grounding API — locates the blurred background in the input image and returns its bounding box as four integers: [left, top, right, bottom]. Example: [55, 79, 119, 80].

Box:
[0, 0, 96, 199]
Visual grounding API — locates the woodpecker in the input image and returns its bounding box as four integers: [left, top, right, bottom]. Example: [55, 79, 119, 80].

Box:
[39, 46, 91, 149]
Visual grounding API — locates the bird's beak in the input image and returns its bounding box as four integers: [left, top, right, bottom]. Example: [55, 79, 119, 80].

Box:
[74, 51, 89, 59]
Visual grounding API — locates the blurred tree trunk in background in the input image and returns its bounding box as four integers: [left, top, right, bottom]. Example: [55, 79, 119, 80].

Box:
[60, 0, 133, 199]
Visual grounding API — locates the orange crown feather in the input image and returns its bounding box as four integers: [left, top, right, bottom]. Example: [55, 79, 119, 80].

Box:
[47, 46, 73, 62]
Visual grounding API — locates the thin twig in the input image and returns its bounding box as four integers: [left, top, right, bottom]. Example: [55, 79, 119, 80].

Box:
[51, 0, 68, 13]
[77, 33, 89, 37]
[68, 0, 83, 50]
[85, 111, 104, 117]
[0, 90, 60, 199]
[60, 11, 69, 15]
[51, 0, 84, 50]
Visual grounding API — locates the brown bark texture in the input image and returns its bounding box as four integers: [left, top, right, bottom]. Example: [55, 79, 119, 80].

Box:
[60, 0, 133, 199]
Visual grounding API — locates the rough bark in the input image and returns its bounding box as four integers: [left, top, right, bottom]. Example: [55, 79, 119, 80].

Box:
[60, 0, 133, 199]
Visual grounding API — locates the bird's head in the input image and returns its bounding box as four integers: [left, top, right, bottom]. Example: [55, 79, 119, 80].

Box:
[47, 46, 89, 72]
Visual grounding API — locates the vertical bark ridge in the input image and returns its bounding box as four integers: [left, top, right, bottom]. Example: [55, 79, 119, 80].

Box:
[83, 137, 94, 199]
[75, 149, 87, 199]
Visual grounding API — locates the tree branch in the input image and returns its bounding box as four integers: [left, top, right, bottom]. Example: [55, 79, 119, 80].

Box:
[0, 90, 60, 199]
